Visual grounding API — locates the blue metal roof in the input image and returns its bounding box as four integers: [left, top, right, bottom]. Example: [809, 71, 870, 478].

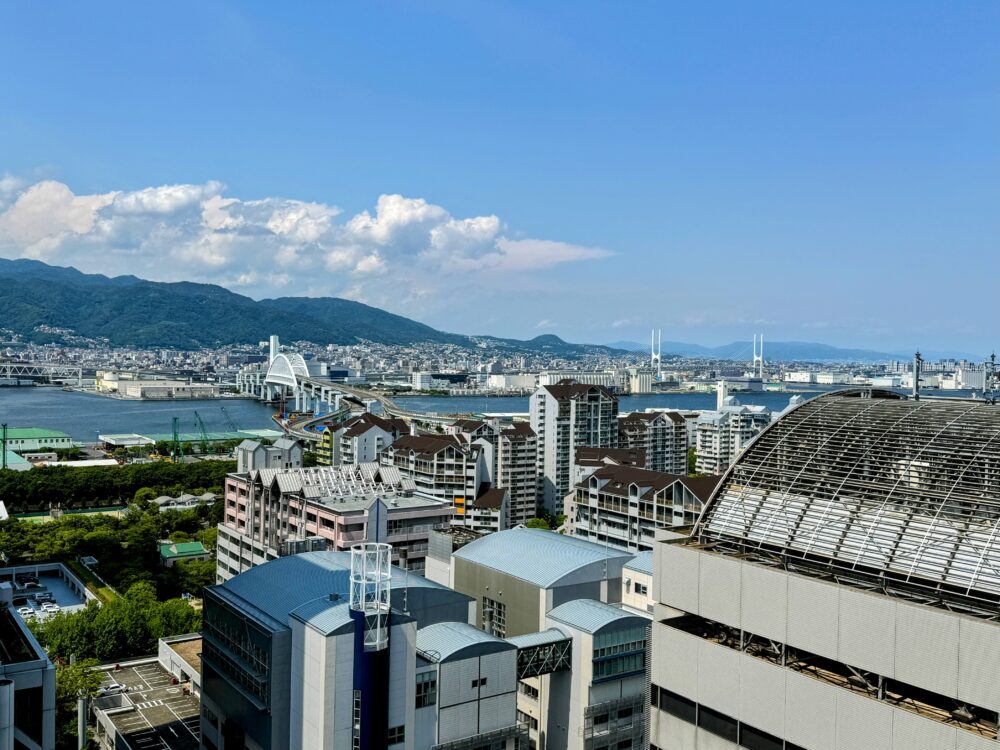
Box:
[547, 599, 646, 634]
[416, 621, 513, 663]
[289, 595, 354, 636]
[505, 627, 570, 649]
[624, 550, 653, 575]
[214, 550, 455, 626]
[452, 528, 635, 588]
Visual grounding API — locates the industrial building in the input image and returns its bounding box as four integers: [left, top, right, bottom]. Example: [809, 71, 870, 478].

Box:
[0, 583, 56, 750]
[651, 389, 1000, 750]
[0, 427, 73, 453]
[531, 381, 620, 515]
[618, 411, 688, 475]
[449, 527, 635, 638]
[567, 464, 720, 552]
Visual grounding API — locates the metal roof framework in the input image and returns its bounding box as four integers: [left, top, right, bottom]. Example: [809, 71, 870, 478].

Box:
[694, 389, 1000, 616]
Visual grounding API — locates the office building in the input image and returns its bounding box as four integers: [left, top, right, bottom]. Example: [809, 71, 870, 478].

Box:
[567, 464, 720, 552]
[619, 411, 688, 474]
[0, 428, 73, 453]
[651, 389, 1000, 750]
[0, 584, 56, 750]
[199, 549, 529, 750]
[531, 381, 620, 515]
[218, 464, 451, 581]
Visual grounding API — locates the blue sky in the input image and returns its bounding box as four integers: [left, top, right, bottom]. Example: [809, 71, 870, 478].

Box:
[0, 1, 997, 353]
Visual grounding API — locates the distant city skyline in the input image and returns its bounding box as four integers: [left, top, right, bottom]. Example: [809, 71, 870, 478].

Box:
[0, 2, 997, 352]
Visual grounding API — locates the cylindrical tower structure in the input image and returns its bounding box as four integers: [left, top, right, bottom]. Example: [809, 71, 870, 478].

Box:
[350, 542, 392, 750]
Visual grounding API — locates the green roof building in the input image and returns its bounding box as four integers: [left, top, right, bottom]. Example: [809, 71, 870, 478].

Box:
[2, 427, 74, 452]
[158, 541, 211, 567]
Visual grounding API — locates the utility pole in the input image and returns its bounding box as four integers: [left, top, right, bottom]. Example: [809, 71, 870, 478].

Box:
[913, 351, 923, 401]
[1, 423, 6, 471]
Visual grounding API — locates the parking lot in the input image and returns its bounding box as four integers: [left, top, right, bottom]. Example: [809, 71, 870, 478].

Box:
[11, 571, 88, 622]
[96, 662, 201, 750]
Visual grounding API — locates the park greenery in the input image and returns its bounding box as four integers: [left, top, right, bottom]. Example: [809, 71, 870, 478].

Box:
[0, 459, 235, 512]
[52, 658, 103, 750]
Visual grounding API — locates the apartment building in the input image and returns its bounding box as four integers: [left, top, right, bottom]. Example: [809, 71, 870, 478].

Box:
[567, 464, 720, 552]
[217, 463, 451, 580]
[619, 411, 688, 474]
[694, 398, 770, 475]
[496, 422, 539, 526]
[531, 380, 619, 515]
[318, 412, 408, 466]
[235, 437, 302, 473]
[380, 434, 488, 515]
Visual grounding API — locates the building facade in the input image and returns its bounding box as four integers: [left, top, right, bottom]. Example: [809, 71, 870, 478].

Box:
[651, 389, 1000, 750]
[618, 411, 688, 475]
[318, 413, 408, 467]
[217, 464, 451, 581]
[531, 381, 620, 515]
[496, 423, 539, 526]
[694, 399, 770, 475]
[567, 464, 719, 552]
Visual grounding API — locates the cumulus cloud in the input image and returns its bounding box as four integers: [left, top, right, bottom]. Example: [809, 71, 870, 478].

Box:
[0, 176, 611, 313]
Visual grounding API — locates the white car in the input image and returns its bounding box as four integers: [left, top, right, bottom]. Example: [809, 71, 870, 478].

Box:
[17, 606, 34, 618]
[40, 602, 60, 613]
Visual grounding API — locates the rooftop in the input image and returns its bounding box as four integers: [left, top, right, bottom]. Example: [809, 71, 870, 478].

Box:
[1, 427, 71, 439]
[416, 621, 512, 663]
[695, 388, 1000, 614]
[453, 527, 634, 588]
[159, 541, 209, 560]
[624, 550, 653, 575]
[93, 661, 200, 750]
[212, 550, 463, 626]
[547, 598, 647, 634]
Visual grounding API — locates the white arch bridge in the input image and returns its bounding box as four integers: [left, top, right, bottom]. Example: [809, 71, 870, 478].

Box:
[235, 352, 456, 443]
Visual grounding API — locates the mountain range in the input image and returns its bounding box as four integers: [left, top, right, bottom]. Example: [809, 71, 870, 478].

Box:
[0, 259, 618, 355]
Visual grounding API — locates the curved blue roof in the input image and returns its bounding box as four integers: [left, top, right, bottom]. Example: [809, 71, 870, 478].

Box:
[452, 527, 634, 588]
[547, 599, 647, 634]
[416, 621, 513, 663]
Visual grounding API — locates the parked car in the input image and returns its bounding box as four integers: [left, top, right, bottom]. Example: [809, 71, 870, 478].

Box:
[17, 606, 34, 618]
[41, 602, 60, 613]
[96, 684, 128, 697]
[33, 592, 52, 603]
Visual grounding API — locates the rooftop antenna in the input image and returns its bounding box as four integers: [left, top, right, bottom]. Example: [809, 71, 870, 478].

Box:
[753, 334, 764, 380]
[913, 351, 922, 401]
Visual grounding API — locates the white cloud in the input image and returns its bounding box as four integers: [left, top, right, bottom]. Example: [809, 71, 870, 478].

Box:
[0, 175, 612, 310]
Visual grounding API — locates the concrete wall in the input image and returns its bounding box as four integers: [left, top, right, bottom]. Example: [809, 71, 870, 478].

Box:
[655, 542, 1000, 713]
[652, 621, 1000, 750]
[452, 558, 545, 637]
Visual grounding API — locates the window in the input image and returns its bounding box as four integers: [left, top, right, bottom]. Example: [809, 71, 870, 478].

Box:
[698, 705, 738, 742]
[634, 582, 648, 596]
[387, 725, 405, 745]
[415, 672, 437, 708]
[472, 677, 489, 689]
[518, 681, 539, 700]
[740, 725, 783, 750]
[656, 687, 696, 724]
[482, 596, 507, 638]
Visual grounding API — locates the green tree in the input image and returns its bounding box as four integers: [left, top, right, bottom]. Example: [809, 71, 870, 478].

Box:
[174, 558, 216, 596]
[53, 658, 103, 750]
[525, 518, 550, 530]
[687, 447, 697, 475]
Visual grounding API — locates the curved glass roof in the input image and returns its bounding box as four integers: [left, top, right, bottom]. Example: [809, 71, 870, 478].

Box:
[694, 389, 1000, 610]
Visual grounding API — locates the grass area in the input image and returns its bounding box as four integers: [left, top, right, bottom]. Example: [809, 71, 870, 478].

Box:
[65, 560, 119, 604]
[14, 507, 126, 524]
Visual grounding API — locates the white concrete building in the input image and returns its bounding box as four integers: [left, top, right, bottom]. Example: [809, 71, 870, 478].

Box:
[694, 397, 770, 475]
[619, 411, 688, 474]
[531, 380, 620, 515]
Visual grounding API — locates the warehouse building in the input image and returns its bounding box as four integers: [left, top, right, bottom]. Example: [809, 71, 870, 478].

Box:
[651, 389, 1000, 750]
